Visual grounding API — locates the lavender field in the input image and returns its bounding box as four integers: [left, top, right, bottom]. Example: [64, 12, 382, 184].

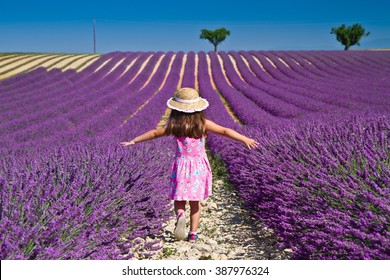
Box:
[0, 50, 389, 259]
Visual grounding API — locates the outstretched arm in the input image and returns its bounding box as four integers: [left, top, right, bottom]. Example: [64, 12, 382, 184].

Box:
[205, 120, 259, 149]
[120, 127, 166, 146]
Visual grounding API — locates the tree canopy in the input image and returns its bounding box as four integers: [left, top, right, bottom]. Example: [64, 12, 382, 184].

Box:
[199, 28, 231, 52]
[331, 24, 370, 50]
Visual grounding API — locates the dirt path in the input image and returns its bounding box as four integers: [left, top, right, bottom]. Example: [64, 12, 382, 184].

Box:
[130, 179, 290, 260]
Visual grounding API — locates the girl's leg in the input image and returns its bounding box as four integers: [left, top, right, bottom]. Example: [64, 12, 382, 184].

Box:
[173, 200, 187, 240]
[174, 200, 186, 216]
[189, 201, 201, 232]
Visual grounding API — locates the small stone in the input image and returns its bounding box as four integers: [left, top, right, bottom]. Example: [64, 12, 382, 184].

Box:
[216, 236, 224, 242]
[214, 247, 227, 254]
[227, 250, 236, 257]
[220, 254, 228, 260]
[215, 180, 224, 186]
[205, 239, 218, 247]
[192, 243, 212, 253]
[176, 245, 191, 254]
[210, 253, 220, 260]
[209, 202, 218, 210]
[284, 248, 293, 253]
[201, 201, 208, 207]
[235, 248, 246, 256]
[186, 250, 202, 259]
[223, 234, 234, 240]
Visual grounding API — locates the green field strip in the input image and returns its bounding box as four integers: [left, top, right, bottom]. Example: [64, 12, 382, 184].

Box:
[0, 54, 55, 75]
[56, 54, 99, 71]
[0, 54, 35, 68]
[38, 54, 77, 69]
[0, 54, 24, 64]
[3, 54, 75, 76]
[72, 54, 101, 71]
[46, 54, 88, 70]
[0, 52, 41, 56]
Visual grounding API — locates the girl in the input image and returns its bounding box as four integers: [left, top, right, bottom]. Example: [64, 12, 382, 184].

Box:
[120, 87, 258, 243]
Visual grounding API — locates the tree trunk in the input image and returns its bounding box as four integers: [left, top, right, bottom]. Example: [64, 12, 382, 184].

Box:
[214, 44, 217, 53]
[344, 45, 349, 50]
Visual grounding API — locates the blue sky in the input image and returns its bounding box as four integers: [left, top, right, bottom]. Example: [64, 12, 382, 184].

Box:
[1, 0, 389, 53]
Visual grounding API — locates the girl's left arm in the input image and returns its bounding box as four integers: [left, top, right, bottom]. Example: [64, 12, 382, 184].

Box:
[120, 127, 166, 146]
[205, 120, 259, 149]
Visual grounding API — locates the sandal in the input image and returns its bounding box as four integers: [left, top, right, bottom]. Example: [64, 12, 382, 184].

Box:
[188, 232, 199, 243]
[173, 213, 186, 240]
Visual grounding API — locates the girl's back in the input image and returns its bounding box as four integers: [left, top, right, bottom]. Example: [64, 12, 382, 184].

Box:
[175, 136, 207, 158]
[170, 134, 212, 201]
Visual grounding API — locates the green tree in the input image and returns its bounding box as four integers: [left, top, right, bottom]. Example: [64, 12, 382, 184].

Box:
[200, 28, 231, 52]
[331, 23, 370, 50]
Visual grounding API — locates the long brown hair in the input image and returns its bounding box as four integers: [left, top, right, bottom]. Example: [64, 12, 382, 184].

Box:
[164, 110, 206, 138]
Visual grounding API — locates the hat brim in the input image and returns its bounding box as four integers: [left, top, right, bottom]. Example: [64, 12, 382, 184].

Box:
[167, 98, 209, 113]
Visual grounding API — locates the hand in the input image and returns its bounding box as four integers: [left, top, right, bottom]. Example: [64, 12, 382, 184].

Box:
[120, 140, 135, 147]
[244, 138, 259, 150]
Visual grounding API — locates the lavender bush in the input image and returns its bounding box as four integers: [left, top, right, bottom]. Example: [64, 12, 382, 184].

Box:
[0, 140, 172, 259]
[207, 114, 389, 259]
[203, 50, 390, 259]
[0, 52, 176, 259]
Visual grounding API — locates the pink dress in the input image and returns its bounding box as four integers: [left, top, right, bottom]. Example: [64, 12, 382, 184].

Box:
[168, 136, 212, 201]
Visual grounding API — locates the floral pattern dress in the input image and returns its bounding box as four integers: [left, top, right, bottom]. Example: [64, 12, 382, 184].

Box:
[168, 136, 212, 201]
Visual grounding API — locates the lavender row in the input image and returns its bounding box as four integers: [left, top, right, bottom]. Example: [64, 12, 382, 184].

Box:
[277, 51, 390, 106]
[239, 51, 353, 110]
[129, 51, 184, 128]
[281, 51, 382, 81]
[0, 68, 57, 96]
[207, 114, 390, 259]
[0, 52, 132, 105]
[289, 51, 380, 80]
[204, 50, 390, 259]
[256, 51, 378, 108]
[0, 52, 117, 99]
[0, 52, 162, 149]
[0, 53, 155, 144]
[306, 51, 390, 78]
[0, 53, 182, 259]
[318, 51, 386, 77]
[181, 51, 196, 89]
[0, 52, 132, 108]
[229, 51, 339, 114]
[252, 51, 349, 89]
[247, 51, 389, 110]
[0, 69, 78, 107]
[45, 52, 163, 140]
[0, 53, 127, 111]
[219, 51, 309, 118]
[0, 135, 173, 259]
[197, 52, 237, 128]
[208, 51, 282, 126]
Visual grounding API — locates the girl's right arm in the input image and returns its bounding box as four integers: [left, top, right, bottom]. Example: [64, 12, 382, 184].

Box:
[205, 120, 259, 149]
[120, 127, 166, 146]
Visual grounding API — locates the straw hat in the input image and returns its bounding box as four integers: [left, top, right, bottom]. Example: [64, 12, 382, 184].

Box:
[167, 88, 209, 113]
